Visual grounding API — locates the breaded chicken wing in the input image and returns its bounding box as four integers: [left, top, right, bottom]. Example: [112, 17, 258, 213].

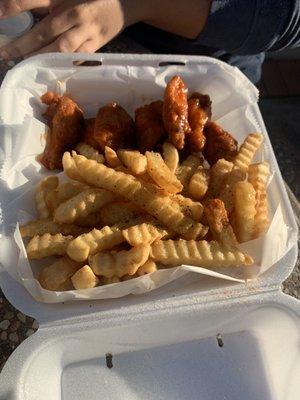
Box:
[163, 76, 190, 150]
[135, 100, 166, 153]
[39, 92, 84, 170]
[85, 102, 135, 151]
[203, 121, 238, 165]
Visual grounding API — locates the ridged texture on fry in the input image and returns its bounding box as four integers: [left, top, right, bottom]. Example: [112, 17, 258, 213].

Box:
[100, 201, 144, 226]
[90, 244, 151, 277]
[20, 219, 87, 237]
[62, 152, 85, 182]
[188, 166, 210, 200]
[234, 133, 263, 172]
[151, 239, 253, 266]
[102, 276, 121, 284]
[76, 142, 104, 163]
[176, 155, 202, 189]
[71, 265, 99, 289]
[207, 159, 233, 198]
[35, 176, 59, 219]
[146, 151, 183, 194]
[118, 150, 147, 175]
[204, 199, 238, 246]
[26, 233, 73, 259]
[45, 181, 89, 212]
[162, 142, 179, 174]
[122, 222, 168, 246]
[54, 188, 114, 224]
[67, 225, 124, 262]
[219, 168, 247, 212]
[105, 146, 121, 167]
[173, 194, 204, 222]
[72, 153, 200, 237]
[248, 162, 270, 238]
[39, 257, 81, 291]
[234, 181, 257, 242]
[136, 260, 158, 276]
[75, 212, 103, 227]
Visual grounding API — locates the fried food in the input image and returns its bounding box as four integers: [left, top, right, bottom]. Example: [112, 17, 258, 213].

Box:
[176, 155, 202, 189]
[35, 176, 59, 219]
[163, 76, 190, 149]
[122, 222, 169, 246]
[189, 92, 212, 118]
[248, 162, 270, 238]
[234, 181, 257, 242]
[62, 151, 85, 182]
[90, 244, 151, 278]
[162, 142, 179, 174]
[204, 199, 237, 246]
[71, 265, 99, 289]
[39, 93, 84, 170]
[146, 151, 183, 194]
[219, 167, 247, 213]
[186, 96, 209, 152]
[20, 219, 87, 238]
[75, 142, 104, 163]
[118, 149, 147, 175]
[39, 257, 81, 291]
[150, 239, 253, 267]
[26, 233, 73, 259]
[172, 194, 203, 222]
[188, 166, 210, 200]
[207, 159, 233, 198]
[135, 100, 166, 153]
[84, 102, 135, 152]
[234, 133, 263, 172]
[136, 260, 158, 276]
[203, 121, 238, 165]
[100, 201, 144, 226]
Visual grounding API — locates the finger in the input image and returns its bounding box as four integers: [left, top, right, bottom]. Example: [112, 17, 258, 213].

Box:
[0, 10, 76, 59]
[26, 27, 88, 57]
[75, 40, 100, 54]
[0, 0, 55, 18]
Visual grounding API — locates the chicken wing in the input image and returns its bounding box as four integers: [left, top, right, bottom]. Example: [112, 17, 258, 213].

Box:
[163, 75, 190, 150]
[135, 100, 166, 153]
[186, 99, 208, 153]
[85, 102, 135, 151]
[39, 92, 84, 170]
[203, 121, 238, 165]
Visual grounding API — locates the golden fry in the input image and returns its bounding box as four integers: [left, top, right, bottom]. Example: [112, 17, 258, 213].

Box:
[75, 212, 103, 227]
[118, 149, 147, 175]
[204, 199, 237, 246]
[176, 155, 202, 189]
[45, 181, 88, 212]
[234, 133, 263, 172]
[234, 181, 257, 242]
[162, 142, 179, 174]
[172, 194, 203, 222]
[105, 146, 121, 167]
[188, 166, 210, 200]
[219, 168, 247, 213]
[146, 151, 183, 194]
[54, 188, 114, 224]
[27, 233, 73, 259]
[207, 158, 233, 198]
[90, 244, 151, 278]
[102, 276, 121, 284]
[100, 201, 144, 226]
[39, 257, 81, 291]
[136, 260, 158, 276]
[62, 151, 85, 182]
[35, 176, 59, 219]
[72, 153, 199, 237]
[248, 162, 270, 238]
[122, 222, 168, 246]
[76, 142, 104, 163]
[71, 265, 99, 289]
[20, 219, 87, 238]
[67, 225, 125, 262]
[151, 239, 253, 266]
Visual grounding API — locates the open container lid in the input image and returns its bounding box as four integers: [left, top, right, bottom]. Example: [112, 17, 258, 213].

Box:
[0, 53, 299, 399]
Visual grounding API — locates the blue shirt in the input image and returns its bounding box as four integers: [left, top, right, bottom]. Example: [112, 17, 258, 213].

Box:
[126, 0, 300, 83]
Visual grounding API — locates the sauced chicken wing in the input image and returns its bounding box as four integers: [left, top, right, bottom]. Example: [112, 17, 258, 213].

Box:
[189, 92, 212, 118]
[85, 102, 135, 151]
[135, 100, 166, 153]
[163, 76, 190, 150]
[203, 121, 238, 165]
[39, 92, 84, 170]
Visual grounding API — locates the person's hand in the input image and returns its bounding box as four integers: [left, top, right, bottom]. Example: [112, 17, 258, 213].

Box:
[0, 0, 211, 60]
[0, 0, 143, 60]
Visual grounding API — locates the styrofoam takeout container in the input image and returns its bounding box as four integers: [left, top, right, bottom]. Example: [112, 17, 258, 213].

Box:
[0, 53, 299, 399]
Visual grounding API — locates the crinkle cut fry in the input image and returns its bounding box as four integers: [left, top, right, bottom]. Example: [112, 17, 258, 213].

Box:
[26, 233, 73, 259]
[150, 240, 253, 267]
[234, 133, 263, 172]
[72, 153, 203, 238]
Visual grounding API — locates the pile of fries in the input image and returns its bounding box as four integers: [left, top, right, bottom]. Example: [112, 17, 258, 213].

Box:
[20, 130, 270, 291]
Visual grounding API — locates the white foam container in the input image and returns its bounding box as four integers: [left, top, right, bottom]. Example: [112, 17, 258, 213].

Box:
[0, 53, 299, 399]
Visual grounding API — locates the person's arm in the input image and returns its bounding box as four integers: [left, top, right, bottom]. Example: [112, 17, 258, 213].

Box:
[0, 0, 211, 60]
[196, 0, 300, 54]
